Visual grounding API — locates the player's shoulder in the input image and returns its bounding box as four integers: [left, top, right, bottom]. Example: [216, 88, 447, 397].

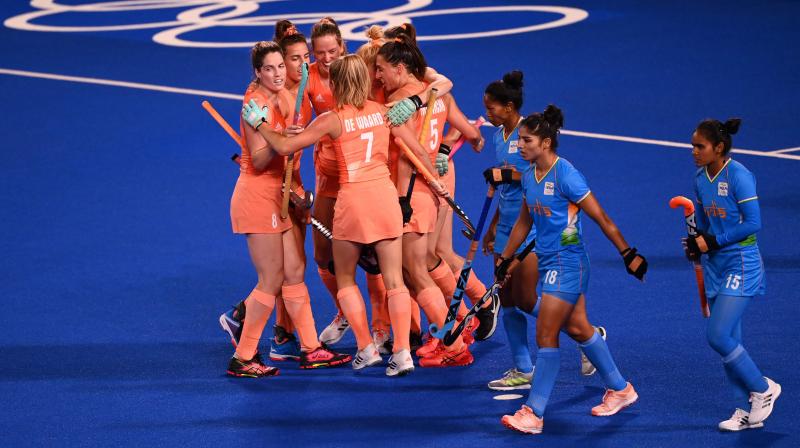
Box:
[556, 156, 579, 176]
[727, 159, 753, 177]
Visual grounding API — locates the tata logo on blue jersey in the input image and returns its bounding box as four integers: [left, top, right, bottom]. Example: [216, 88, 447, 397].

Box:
[531, 199, 552, 217]
[704, 201, 727, 219]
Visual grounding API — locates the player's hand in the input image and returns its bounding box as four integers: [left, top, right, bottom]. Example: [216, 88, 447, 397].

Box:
[435, 144, 450, 176]
[470, 135, 485, 153]
[428, 179, 449, 197]
[285, 125, 304, 137]
[242, 99, 269, 129]
[399, 196, 413, 225]
[686, 231, 720, 254]
[621, 247, 648, 281]
[682, 237, 701, 261]
[385, 95, 423, 127]
[494, 256, 514, 285]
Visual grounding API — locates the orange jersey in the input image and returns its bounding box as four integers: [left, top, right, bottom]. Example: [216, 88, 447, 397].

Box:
[306, 62, 335, 114]
[332, 101, 391, 184]
[287, 82, 313, 184]
[421, 94, 451, 165]
[238, 85, 288, 182]
[385, 82, 427, 185]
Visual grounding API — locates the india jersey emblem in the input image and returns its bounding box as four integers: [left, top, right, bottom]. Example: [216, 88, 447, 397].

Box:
[509, 139, 519, 153]
[544, 181, 554, 195]
[718, 182, 728, 197]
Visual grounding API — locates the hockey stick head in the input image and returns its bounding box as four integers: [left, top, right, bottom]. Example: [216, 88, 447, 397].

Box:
[669, 195, 695, 217]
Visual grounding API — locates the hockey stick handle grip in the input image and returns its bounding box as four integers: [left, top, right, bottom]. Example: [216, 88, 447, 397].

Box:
[449, 116, 486, 160]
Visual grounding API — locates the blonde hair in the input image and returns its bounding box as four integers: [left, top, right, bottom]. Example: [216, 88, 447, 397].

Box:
[356, 25, 384, 68]
[329, 54, 370, 109]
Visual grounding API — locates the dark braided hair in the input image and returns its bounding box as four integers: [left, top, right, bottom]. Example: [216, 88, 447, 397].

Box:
[520, 104, 564, 150]
[696, 118, 741, 155]
[485, 70, 524, 111]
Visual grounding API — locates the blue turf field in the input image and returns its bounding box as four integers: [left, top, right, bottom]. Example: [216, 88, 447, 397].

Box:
[1, 1, 798, 447]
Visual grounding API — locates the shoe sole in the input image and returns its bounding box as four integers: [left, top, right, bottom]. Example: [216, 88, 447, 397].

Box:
[749, 383, 781, 424]
[488, 384, 532, 391]
[226, 369, 279, 378]
[386, 366, 414, 377]
[269, 354, 301, 362]
[719, 422, 764, 432]
[352, 356, 382, 370]
[501, 418, 542, 435]
[419, 355, 474, 368]
[591, 393, 639, 416]
[219, 314, 239, 348]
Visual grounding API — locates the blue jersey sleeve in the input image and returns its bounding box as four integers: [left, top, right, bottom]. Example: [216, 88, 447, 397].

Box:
[733, 167, 758, 204]
[693, 177, 710, 232]
[715, 169, 761, 246]
[560, 165, 591, 204]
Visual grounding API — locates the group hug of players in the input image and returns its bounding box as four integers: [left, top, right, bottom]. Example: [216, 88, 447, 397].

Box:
[213, 18, 781, 435]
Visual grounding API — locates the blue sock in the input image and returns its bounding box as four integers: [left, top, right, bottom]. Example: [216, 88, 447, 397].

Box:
[502, 306, 533, 373]
[722, 345, 768, 393]
[723, 320, 750, 407]
[579, 330, 627, 391]
[525, 348, 560, 417]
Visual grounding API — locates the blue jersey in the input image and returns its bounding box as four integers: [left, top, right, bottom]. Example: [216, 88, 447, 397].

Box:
[522, 157, 591, 254]
[493, 119, 528, 201]
[693, 159, 759, 253]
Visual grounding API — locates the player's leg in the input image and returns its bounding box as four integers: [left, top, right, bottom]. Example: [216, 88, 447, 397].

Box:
[313, 195, 350, 345]
[374, 236, 415, 376]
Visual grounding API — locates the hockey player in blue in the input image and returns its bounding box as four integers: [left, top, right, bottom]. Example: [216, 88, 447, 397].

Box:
[498, 105, 647, 435]
[685, 118, 781, 431]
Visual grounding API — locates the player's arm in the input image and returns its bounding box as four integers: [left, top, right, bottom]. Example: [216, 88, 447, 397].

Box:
[482, 208, 500, 255]
[421, 66, 452, 98]
[446, 96, 483, 151]
[390, 121, 439, 181]
[242, 116, 276, 172]
[243, 98, 340, 156]
[499, 202, 532, 260]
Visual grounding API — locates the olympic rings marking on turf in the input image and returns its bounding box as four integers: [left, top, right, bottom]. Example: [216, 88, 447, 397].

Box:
[4, 0, 589, 48]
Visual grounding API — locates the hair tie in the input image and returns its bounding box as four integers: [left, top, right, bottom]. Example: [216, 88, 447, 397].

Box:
[371, 37, 383, 47]
[283, 25, 298, 38]
[400, 23, 408, 30]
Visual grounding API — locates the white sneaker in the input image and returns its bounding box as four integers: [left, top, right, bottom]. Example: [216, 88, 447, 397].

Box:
[748, 377, 781, 424]
[352, 343, 382, 370]
[319, 313, 350, 345]
[386, 349, 414, 377]
[373, 328, 392, 355]
[718, 408, 764, 431]
[580, 326, 607, 376]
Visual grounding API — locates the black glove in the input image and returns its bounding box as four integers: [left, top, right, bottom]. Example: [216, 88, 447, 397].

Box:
[399, 196, 413, 225]
[437, 143, 451, 157]
[494, 256, 514, 281]
[407, 94, 424, 110]
[621, 247, 648, 281]
[685, 231, 720, 254]
[482, 167, 517, 186]
[682, 237, 701, 261]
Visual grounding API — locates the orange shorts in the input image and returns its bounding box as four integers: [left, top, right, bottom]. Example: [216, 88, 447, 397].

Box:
[333, 178, 403, 244]
[315, 169, 340, 199]
[230, 175, 293, 234]
[405, 183, 439, 235]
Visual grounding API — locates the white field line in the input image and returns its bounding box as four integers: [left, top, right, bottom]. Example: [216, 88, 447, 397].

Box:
[2, 67, 799, 161]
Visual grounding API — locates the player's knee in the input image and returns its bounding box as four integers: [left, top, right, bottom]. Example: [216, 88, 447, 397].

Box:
[706, 325, 734, 355]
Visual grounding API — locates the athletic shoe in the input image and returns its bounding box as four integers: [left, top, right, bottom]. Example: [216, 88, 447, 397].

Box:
[219, 300, 246, 347]
[415, 334, 439, 358]
[460, 316, 479, 346]
[319, 313, 350, 345]
[488, 368, 534, 391]
[372, 329, 393, 355]
[418, 344, 473, 367]
[386, 349, 415, 377]
[718, 408, 764, 431]
[352, 343, 382, 370]
[410, 331, 423, 351]
[591, 382, 638, 416]
[299, 345, 352, 369]
[580, 326, 607, 376]
[474, 291, 500, 341]
[227, 353, 279, 378]
[501, 405, 543, 435]
[269, 325, 301, 361]
[748, 377, 781, 424]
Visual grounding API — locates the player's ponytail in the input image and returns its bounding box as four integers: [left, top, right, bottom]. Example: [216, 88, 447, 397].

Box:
[520, 104, 564, 150]
[696, 117, 741, 155]
[377, 33, 427, 80]
[484, 70, 524, 111]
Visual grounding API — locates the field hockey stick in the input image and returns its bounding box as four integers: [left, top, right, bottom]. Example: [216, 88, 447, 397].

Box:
[448, 116, 486, 160]
[202, 100, 245, 163]
[394, 137, 476, 238]
[441, 237, 536, 346]
[405, 88, 438, 198]
[281, 63, 309, 219]
[430, 183, 496, 338]
[669, 196, 711, 318]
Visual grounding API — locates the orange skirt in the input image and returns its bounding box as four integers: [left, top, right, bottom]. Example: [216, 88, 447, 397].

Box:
[314, 140, 340, 199]
[405, 182, 439, 235]
[230, 175, 293, 234]
[333, 178, 403, 244]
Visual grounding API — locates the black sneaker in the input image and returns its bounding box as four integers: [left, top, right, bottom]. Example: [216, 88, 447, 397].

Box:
[410, 331, 423, 351]
[219, 300, 247, 347]
[227, 353, 279, 378]
[299, 345, 352, 369]
[474, 292, 500, 341]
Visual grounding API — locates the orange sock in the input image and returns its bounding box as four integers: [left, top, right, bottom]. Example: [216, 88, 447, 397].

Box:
[465, 271, 490, 308]
[281, 282, 321, 352]
[317, 267, 342, 314]
[432, 262, 469, 318]
[337, 285, 372, 350]
[387, 287, 411, 351]
[366, 273, 390, 333]
[235, 289, 276, 360]
[416, 287, 463, 351]
[274, 295, 295, 335]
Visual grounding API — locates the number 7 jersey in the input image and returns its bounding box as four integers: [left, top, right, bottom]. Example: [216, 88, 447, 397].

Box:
[332, 101, 391, 184]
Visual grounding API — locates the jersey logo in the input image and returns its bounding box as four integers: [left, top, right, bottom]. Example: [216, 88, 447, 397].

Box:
[509, 140, 518, 153]
[718, 182, 728, 196]
[531, 199, 552, 217]
[704, 201, 727, 219]
[315, 94, 324, 103]
[544, 181, 554, 195]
